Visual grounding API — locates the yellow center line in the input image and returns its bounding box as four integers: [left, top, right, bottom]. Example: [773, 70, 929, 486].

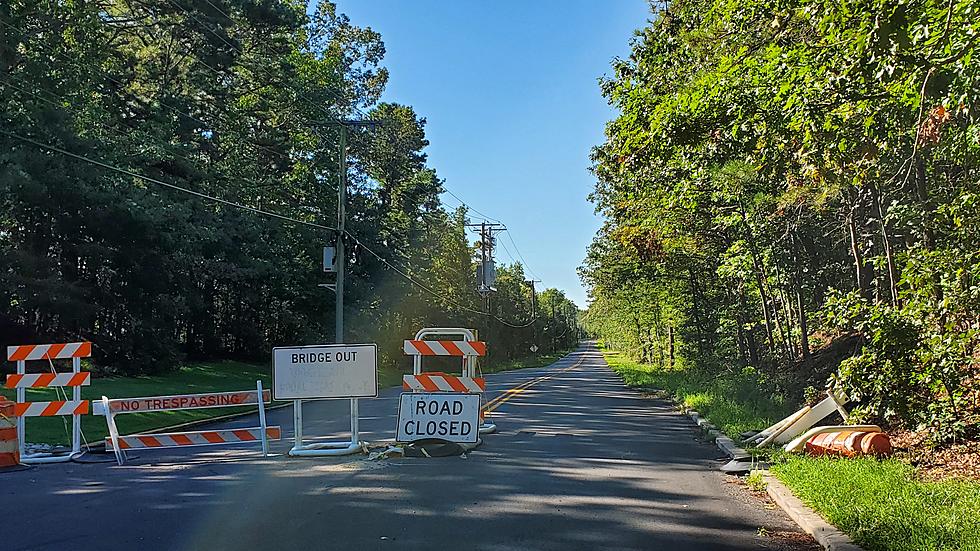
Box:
[482, 356, 585, 414]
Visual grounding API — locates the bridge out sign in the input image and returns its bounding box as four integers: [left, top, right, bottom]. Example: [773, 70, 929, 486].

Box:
[396, 392, 480, 444]
[273, 343, 378, 400]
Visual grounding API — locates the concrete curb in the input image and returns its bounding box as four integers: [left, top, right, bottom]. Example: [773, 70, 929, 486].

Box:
[679, 405, 863, 551]
[755, 470, 864, 551]
[686, 410, 751, 460]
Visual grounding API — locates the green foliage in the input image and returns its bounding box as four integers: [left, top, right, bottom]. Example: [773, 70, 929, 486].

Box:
[0, 1, 580, 373]
[603, 350, 794, 441]
[583, 0, 980, 443]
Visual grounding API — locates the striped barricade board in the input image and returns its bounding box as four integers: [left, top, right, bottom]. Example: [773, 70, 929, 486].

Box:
[93, 389, 271, 416]
[105, 427, 282, 451]
[13, 400, 90, 417]
[403, 373, 485, 393]
[6, 372, 91, 388]
[7, 342, 94, 463]
[403, 340, 486, 357]
[98, 383, 275, 465]
[7, 342, 92, 361]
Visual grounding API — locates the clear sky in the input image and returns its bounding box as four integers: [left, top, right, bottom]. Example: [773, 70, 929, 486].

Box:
[333, 0, 651, 307]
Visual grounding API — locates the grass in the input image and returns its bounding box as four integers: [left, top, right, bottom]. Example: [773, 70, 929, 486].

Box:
[1, 360, 275, 445]
[602, 349, 794, 440]
[602, 347, 980, 551]
[772, 456, 980, 551]
[3, 347, 576, 445]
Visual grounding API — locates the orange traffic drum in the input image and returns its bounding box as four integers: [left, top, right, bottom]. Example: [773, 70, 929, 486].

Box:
[805, 430, 892, 458]
[0, 397, 20, 467]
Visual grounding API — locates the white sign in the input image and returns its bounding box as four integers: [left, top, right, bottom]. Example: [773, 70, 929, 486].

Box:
[273, 344, 377, 400]
[396, 393, 480, 444]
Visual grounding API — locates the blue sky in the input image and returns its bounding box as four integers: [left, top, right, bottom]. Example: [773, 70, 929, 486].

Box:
[333, 0, 651, 307]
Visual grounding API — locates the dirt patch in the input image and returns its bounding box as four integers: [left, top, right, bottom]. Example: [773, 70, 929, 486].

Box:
[723, 477, 823, 550]
[892, 429, 980, 481]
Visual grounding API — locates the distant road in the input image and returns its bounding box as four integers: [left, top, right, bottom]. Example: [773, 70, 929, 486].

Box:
[7, 343, 814, 551]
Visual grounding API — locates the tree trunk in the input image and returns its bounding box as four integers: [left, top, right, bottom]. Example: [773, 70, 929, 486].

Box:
[738, 284, 760, 366]
[688, 267, 708, 360]
[846, 200, 874, 301]
[869, 181, 899, 305]
[740, 205, 777, 352]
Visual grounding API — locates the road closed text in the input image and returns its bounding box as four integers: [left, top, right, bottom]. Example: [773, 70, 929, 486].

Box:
[397, 393, 481, 444]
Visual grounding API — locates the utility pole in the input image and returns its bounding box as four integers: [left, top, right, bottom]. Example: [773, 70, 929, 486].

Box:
[466, 221, 506, 363]
[336, 124, 347, 345]
[526, 279, 540, 352]
[332, 119, 381, 344]
[331, 119, 379, 452]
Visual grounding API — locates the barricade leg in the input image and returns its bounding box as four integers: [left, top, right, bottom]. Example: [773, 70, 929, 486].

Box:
[16, 360, 25, 462]
[102, 397, 126, 466]
[257, 380, 269, 457]
[288, 398, 365, 457]
[71, 356, 81, 458]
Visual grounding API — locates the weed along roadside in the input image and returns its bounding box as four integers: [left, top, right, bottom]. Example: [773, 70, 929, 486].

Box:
[602, 347, 980, 551]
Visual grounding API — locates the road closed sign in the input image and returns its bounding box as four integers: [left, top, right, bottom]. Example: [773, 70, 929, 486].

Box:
[396, 392, 480, 444]
[273, 343, 378, 400]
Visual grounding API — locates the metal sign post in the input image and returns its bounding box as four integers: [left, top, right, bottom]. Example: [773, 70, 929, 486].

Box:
[273, 343, 377, 457]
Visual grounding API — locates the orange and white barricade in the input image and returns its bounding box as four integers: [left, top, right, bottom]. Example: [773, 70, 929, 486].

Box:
[402, 373, 486, 393]
[6, 342, 93, 464]
[404, 327, 494, 434]
[94, 382, 278, 465]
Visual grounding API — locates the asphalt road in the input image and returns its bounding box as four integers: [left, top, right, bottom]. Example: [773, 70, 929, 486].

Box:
[6, 343, 815, 551]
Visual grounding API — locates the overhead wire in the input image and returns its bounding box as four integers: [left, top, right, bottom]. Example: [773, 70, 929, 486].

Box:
[0, 73, 304, 200]
[0, 15, 299, 166]
[3, 6, 567, 334]
[161, 0, 371, 123]
[0, 130, 338, 233]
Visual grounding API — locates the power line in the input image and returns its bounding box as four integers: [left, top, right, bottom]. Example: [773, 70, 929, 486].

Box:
[0, 73, 307, 200]
[504, 229, 543, 281]
[3, 129, 548, 329]
[0, 15, 303, 166]
[442, 187, 503, 224]
[0, 130, 337, 233]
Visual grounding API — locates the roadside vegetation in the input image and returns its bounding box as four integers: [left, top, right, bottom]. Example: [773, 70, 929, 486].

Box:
[582, 0, 980, 449]
[604, 347, 980, 551]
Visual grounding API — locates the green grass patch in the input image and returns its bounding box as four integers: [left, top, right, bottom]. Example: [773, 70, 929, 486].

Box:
[602, 350, 794, 440]
[772, 456, 980, 551]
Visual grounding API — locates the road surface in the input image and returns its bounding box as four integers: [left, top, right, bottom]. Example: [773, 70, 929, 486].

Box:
[6, 343, 815, 550]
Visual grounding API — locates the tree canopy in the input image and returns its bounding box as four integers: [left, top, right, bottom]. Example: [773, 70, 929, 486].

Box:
[0, 0, 579, 373]
[582, 0, 979, 442]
